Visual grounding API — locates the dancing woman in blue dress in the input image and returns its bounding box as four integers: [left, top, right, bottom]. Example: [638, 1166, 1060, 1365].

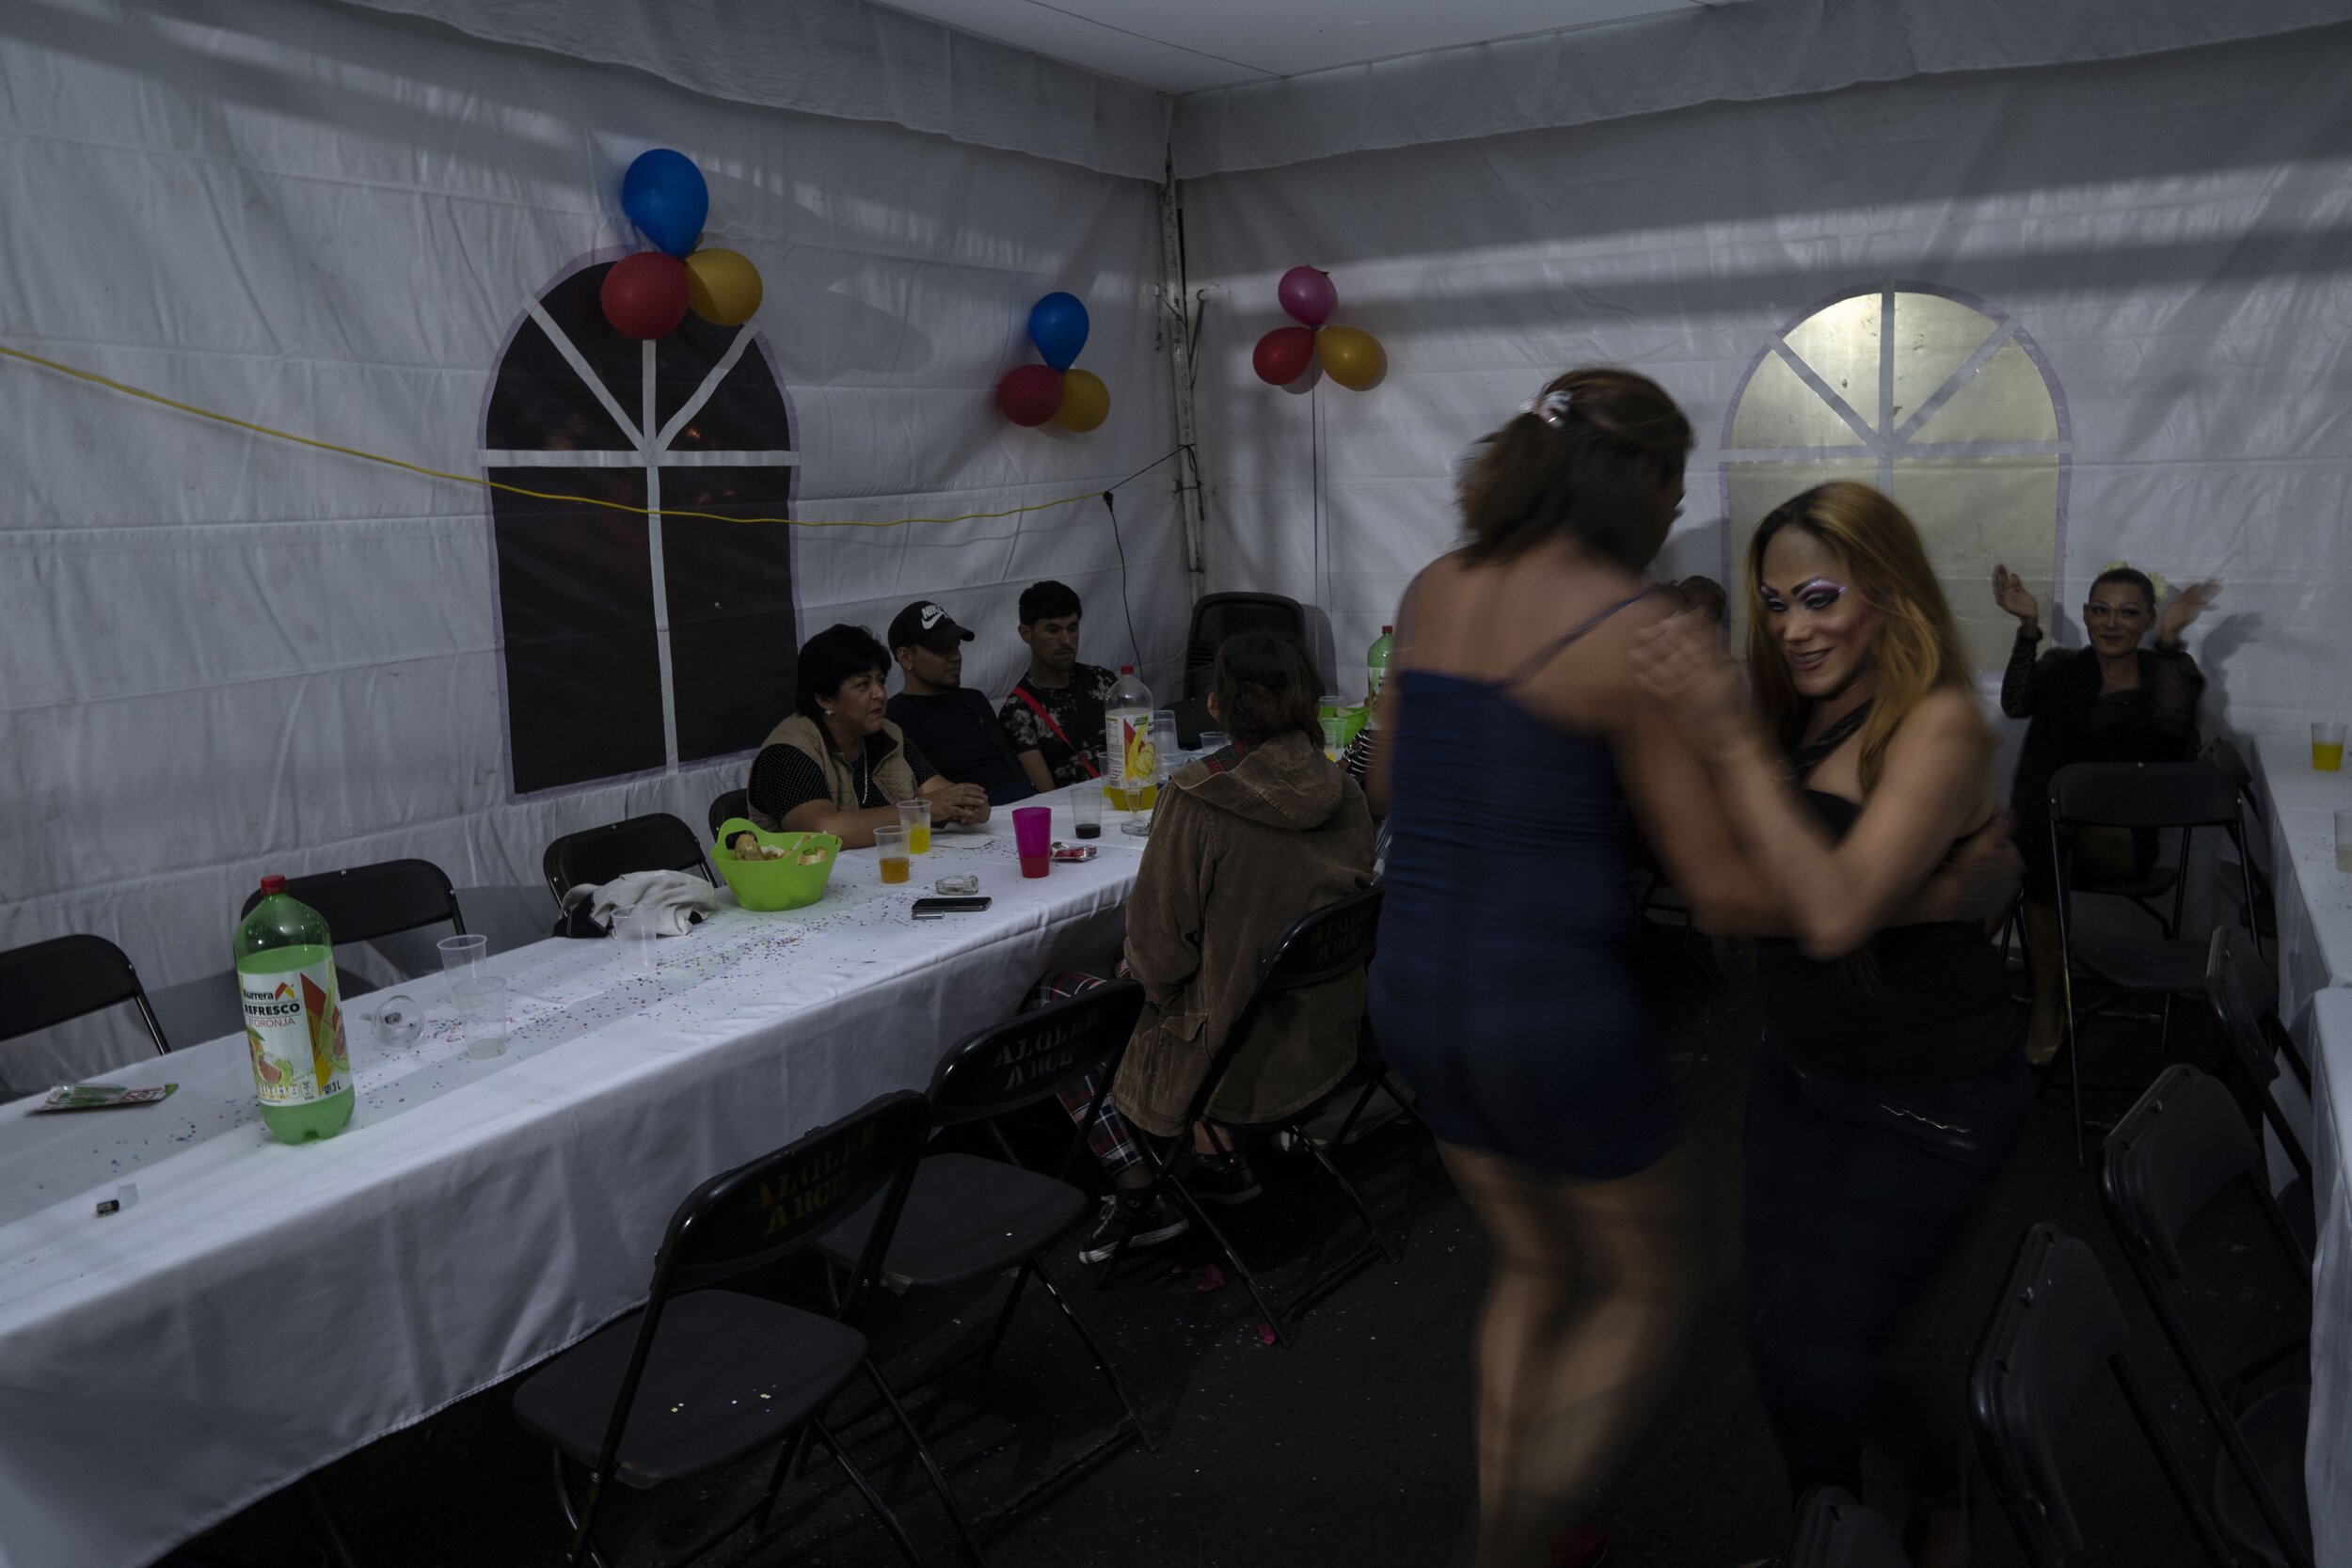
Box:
[1367, 370, 1780, 1566]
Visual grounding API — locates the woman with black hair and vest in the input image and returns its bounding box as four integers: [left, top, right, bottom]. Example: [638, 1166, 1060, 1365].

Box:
[1991, 562, 2218, 1064]
[744, 623, 992, 847]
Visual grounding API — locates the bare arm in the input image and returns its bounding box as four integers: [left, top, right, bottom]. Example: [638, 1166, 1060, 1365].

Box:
[1015, 749, 1056, 795]
[1636, 610, 1994, 957]
[779, 800, 900, 848]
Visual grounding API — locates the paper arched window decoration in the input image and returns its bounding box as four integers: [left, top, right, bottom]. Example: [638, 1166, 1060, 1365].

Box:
[1719, 284, 2070, 669]
[483, 258, 800, 796]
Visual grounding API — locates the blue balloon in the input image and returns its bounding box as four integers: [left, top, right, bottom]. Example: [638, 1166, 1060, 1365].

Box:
[621, 150, 709, 259]
[1027, 292, 1089, 372]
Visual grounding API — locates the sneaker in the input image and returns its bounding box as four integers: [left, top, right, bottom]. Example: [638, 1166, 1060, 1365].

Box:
[1187, 1152, 1263, 1205]
[1077, 1191, 1188, 1264]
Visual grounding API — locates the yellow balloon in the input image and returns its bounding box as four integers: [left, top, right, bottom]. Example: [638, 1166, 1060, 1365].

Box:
[683, 247, 764, 326]
[1315, 325, 1385, 391]
[1053, 367, 1111, 432]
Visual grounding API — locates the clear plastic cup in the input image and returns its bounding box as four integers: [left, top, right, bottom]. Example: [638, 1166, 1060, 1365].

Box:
[2314, 721, 2345, 772]
[1071, 788, 1103, 840]
[1012, 806, 1052, 878]
[2337, 809, 2352, 874]
[875, 825, 912, 884]
[1320, 714, 1346, 759]
[896, 798, 931, 854]
[437, 933, 487, 975]
[1199, 730, 1231, 753]
[373, 993, 420, 1048]
[453, 976, 507, 1059]
[610, 907, 658, 971]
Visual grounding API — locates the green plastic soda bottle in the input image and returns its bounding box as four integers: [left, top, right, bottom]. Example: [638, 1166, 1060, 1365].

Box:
[234, 875, 354, 1144]
[1366, 625, 1394, 728]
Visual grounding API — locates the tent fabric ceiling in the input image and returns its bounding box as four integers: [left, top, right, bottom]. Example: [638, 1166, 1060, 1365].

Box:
[335, 0, 2352, 182]
[860, 0, 1719, 95]
[1168, 0, 2352, 176]
[333, 0, 1172, 181]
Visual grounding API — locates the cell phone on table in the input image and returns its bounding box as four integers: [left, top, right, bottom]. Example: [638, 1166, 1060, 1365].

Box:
[912, 896, 993, 919]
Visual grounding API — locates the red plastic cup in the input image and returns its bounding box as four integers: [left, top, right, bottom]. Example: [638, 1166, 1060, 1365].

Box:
[1012, 806, 1052, 879]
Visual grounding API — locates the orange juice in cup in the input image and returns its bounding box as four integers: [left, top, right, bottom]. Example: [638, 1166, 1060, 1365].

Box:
[2315, 722, 2345, 772]
[897, 798, 931, 854]
[875, 826, 912, 884]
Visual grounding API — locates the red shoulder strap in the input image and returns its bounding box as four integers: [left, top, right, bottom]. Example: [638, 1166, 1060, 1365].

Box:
[1010, 687, 1100, 778]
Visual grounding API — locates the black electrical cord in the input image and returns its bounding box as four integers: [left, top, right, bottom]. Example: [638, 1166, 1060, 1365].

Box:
[1097, 443, 1190, 671]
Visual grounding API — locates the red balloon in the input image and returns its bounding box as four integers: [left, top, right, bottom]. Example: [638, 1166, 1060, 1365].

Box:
[996, 364, 1065, 426]
[1253, 325, 1316, 386]
[600, 252, 689, 340]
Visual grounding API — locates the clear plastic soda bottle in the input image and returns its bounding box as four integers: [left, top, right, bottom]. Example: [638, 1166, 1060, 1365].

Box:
[1102, 665, 1155, 812]
[234, 875, 354, 1144]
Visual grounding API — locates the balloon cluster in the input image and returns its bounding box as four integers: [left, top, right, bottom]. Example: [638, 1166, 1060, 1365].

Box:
[1252, 267, 1384, 391]
[598, 150, 766, 340]
[995, 293, 1109, 433]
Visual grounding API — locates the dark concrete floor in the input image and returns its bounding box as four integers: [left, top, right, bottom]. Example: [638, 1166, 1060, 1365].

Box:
[167, 931, 2309, 1568]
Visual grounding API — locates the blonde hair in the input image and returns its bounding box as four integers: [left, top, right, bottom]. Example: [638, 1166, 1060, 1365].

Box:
[1744, 483, 1979, 794]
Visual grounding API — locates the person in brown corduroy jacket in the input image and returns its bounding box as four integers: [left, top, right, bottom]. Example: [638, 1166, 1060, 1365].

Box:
[1110, 634, 1376, 1167]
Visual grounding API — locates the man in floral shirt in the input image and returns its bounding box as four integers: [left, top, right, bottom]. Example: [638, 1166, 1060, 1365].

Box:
[998, 580, 1120, 791]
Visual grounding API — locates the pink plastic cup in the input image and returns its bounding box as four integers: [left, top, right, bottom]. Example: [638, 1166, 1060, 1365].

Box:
[1012, 806, 1052, 879]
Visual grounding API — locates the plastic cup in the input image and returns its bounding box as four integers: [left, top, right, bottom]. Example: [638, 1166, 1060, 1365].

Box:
[2314, 721, 2345, 772]
[1320, 714, 1346, 759]
[1012, 806, 1052, 879]
[875, 825, 912, 884]
[2338, 810, 2352, 875]
[896, 798, 931, 854]
[454, 977, 507, 1058]
[1199, 730, 1231, 754]
[373, 993, 420, 1048]
[437, 932, 487, 975]
[1071, 788, 1103, 839]
[610, 907, 658, 971]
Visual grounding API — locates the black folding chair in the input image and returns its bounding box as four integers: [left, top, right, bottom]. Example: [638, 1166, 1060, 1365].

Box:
[1969, 1224, 2233, 1567]
[543, 813, 714, 905]
[812, 980, 1154, 1544]
[1180, 592, 1306, 703]
[511, 1091, 939, 1568]
[707, 788, 751, 840]
[1788, 1485, 1907, 1568]
[239, 858, 466, 944]
[1100, 883, 1423, 1345]
[0, 933, 171, 1056]
[2101, 1065, 2313, 1568]
[2205, 927, 2318, 1251]
[2046, 761, 2260, 1164]
[2201, 736, 2278, 943]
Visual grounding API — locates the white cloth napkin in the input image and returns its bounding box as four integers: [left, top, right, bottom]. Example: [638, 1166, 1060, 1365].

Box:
[560, 870, 720, 937]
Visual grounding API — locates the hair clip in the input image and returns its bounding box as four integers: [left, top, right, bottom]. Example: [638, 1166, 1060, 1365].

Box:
[1520, 389, 1573, 428]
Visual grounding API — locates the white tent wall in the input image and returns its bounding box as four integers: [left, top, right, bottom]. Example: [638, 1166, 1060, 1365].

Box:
[1, 0, 1184, 1082]
[1184, 24, 2352, 736]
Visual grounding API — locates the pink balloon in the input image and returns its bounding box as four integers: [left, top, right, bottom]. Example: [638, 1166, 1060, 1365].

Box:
[1278, 266, 1336, 327]
[1252, 326, 1316, 387]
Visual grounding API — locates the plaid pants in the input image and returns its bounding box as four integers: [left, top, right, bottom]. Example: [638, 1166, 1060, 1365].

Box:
[1028, 968, 1145, 1176]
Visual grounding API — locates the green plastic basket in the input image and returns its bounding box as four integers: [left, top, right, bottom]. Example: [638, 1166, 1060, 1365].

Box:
[710, 818, 841, 911]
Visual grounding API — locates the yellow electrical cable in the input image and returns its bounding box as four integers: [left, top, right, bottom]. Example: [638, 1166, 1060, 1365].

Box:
[0, 341, 1114, 530]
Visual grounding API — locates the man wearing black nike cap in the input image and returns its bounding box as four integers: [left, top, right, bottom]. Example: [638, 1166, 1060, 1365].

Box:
[884, 600, 1041, 806]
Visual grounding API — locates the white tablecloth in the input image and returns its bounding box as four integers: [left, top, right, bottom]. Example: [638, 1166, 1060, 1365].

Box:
[2251, 734, 2352, 1022]
[2308, 989, 2352, 1568]
[0, 788, 1141, 1568]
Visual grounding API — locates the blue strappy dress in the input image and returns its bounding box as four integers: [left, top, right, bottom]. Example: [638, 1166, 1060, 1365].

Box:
[1368, 594, 1689, 1180]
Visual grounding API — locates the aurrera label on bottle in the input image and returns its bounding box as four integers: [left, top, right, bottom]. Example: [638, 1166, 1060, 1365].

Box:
[240, 958, 351, 1105]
